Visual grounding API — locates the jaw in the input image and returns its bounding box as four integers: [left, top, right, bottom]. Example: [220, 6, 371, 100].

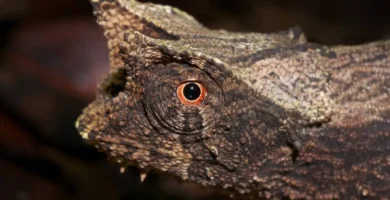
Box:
[76, 107, 194, 180]
[75, 77, 304, 182]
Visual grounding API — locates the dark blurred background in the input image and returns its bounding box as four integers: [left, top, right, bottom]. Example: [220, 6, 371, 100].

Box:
[1, 0, 389, 199]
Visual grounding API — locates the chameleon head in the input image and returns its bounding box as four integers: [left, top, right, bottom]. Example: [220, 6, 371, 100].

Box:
[76, 0, 301, 189]
[76, 0, 390, 198]
[75, 30, 297, 187]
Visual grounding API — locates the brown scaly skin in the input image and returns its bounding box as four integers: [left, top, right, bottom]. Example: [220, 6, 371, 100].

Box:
[76, 0, 390, 199]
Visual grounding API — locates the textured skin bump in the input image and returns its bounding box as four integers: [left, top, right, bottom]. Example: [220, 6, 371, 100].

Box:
[78, 0, 390, 199]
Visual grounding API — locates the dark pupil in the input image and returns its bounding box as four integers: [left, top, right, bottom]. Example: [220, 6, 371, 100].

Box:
[183, 83, 201, 100]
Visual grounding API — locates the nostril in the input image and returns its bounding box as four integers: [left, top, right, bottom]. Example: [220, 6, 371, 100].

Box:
[103, 68, 127, 97]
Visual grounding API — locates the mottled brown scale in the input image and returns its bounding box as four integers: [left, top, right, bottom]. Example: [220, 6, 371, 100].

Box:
[77, 0, 390, 199]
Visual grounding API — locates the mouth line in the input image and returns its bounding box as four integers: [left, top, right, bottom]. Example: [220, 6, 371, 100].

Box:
[88, 135, 197, 162]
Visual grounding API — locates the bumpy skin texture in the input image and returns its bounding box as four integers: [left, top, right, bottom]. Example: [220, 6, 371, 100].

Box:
[76, 0, 390, 199]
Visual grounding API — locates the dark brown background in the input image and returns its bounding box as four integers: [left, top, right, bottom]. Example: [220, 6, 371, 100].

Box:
[1, 0, 389, 199]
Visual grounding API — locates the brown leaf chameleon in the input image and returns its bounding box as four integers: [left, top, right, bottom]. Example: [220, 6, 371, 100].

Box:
[76, 0, 390, 199]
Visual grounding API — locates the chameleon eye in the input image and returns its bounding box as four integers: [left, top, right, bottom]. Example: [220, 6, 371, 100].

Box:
[177, 82, 206, 106]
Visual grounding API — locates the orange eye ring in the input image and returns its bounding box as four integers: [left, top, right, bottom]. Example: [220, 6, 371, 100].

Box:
[177, 82, 206, 106]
